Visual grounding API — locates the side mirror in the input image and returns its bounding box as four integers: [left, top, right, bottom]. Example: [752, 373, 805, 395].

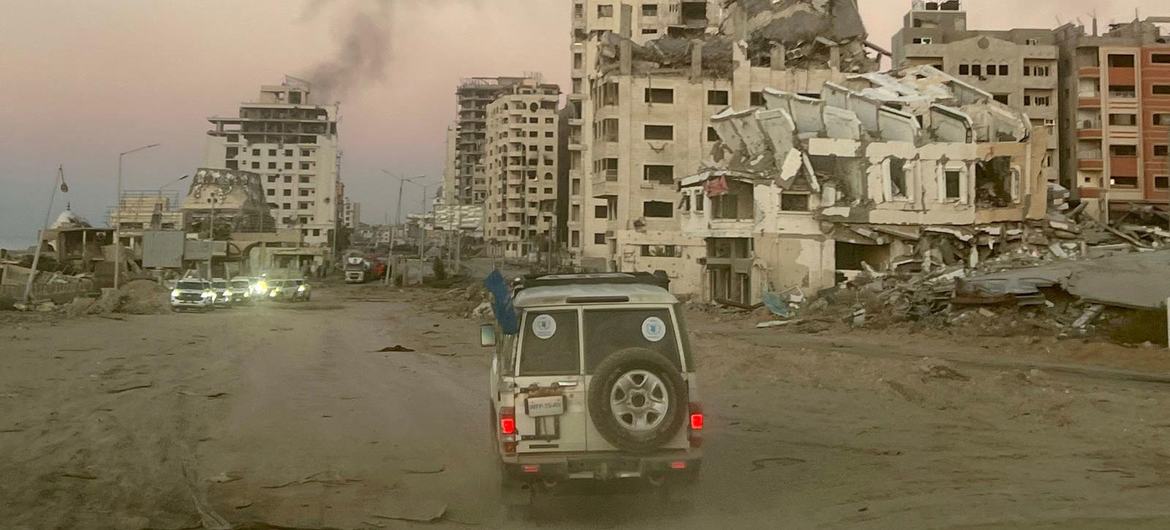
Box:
[480, 324, 497, 348]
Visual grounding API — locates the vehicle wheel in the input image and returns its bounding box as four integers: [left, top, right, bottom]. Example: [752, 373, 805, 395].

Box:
[587, 348, 687, 453]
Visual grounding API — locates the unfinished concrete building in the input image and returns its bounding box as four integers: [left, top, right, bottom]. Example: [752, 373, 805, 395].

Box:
[584, 0, 881, 283]
[108, 191, 183, 253]
[205, 77, 340, 247]
[568, 1, 725, 268]
[892, 0, 1060, 185]
[669, 66, 1048, 303]
[1054, 17, 1170, 220]
[483, 79, 562, 259]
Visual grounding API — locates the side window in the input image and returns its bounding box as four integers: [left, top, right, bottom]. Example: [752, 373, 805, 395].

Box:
[519, 310, 581, 375]
[583, 308, 681, 373]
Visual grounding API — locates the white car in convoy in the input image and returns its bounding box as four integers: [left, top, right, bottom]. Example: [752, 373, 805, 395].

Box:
[170, 280, 216, 312]
[483, 272, 702, 518]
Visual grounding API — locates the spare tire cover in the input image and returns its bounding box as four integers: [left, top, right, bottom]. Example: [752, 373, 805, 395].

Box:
[588, 348, 687, 453]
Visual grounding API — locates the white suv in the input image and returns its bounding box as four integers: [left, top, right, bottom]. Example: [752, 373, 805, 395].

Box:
[483, 273, 703, 514]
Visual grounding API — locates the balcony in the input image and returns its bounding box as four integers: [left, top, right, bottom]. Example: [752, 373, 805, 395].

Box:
[590, 174, 621, 198]
[1077, 158, 1104, 170]
[1078, 96, 1101, 108]
[1077, 128, 1102, 139]
[1078, 67, 1101, 78]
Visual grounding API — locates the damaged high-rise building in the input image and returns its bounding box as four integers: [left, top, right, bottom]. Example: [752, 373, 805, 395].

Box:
[205, 77, 341, 247]
[669, 65, 1049, 303]
[450, 76, 546, 205]
[482, 78, 562, 259]
[573, 0, 883, 275]
[567, 1, 726, 268]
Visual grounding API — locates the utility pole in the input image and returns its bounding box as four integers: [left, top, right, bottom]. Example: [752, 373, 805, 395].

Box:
[113, 143, 160, 290]
[23, 166, 66, 304]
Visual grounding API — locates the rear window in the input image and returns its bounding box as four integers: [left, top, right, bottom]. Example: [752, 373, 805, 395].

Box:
[212, 281, 227, 289]
[231, 281, 249, 289]
[519, 310, 581, 375]
[177, 281, 203, 290]
[583, 308, 681, 373]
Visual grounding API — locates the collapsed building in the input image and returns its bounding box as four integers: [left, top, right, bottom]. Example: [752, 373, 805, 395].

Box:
[181, 168, 276, 235]
[581, 0, 884, 277]
[668, 65, 1049, 304]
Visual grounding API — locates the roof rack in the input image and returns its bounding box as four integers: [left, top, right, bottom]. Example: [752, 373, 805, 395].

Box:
[513, 271, 670, 291]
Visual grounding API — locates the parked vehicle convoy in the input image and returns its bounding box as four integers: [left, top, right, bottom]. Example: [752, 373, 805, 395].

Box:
[170, 280, 216, 312]
[483, 272, 702, 517]
[210, 279, 232, 308]
[229, 279, 253, 305]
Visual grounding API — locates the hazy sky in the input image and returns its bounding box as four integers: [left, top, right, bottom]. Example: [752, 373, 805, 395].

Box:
[1, 0, 1163, 249]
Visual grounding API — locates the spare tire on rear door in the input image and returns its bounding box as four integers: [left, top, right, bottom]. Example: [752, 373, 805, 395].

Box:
[588, 348, 686, 453]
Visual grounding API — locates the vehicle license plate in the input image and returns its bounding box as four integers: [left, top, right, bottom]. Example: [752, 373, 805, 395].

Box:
[526, 395, 565, 417]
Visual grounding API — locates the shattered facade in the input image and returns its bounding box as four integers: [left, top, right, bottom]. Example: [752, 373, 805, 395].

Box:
[1054, 17, 1170, 219]
[671, 65, 1049, 303]
[892, 0, 1060, 185]
[181, 168, 276, 235]
[483, 78, 562, 259]
[579, 0, 880, 286]
[205, 77, 340, 247]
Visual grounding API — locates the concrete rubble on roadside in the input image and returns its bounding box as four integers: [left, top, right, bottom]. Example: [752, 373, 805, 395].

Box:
[775, 194, 1170, 344]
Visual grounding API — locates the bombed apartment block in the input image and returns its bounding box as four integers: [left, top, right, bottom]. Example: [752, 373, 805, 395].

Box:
[452, 77, 542, 205]
[670, 65, 1049, 304]
[582, 0, 881, 282]
[483, 78, 562, 259]
[205, 77, 341, 247]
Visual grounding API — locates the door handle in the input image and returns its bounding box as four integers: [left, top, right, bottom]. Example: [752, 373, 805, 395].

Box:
[554, 380, 579, 388]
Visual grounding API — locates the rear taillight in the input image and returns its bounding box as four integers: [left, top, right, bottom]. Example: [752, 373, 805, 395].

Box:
[688, 402, 703, 448]
[499, 406, 516, 435]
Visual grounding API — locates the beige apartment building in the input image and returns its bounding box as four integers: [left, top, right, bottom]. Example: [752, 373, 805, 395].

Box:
[568, 1, 724, 269]
[892, 0, 1060, 185]
[205, 77, 341, 247]
[341, 197, 360, 230]
[451, 77, 539, 205]
[483, 79, 562, 258]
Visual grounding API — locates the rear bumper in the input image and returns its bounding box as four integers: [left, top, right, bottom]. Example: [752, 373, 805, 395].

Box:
[502, 451, 701, 483]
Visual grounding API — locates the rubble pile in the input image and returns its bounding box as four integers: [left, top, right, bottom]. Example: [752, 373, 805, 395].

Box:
[790, 200, 1170, 345]
[730, 0, 878, 72]
[428, 285, 491, 319]
[117, 279, 171, 315]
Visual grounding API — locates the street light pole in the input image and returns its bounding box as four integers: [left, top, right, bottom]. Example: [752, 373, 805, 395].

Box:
[381, 171, 423, 285]
[23, 166, 66, 304]
[113, 143, 160, 290]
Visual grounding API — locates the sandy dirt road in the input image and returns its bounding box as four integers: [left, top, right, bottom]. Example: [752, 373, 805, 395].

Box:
[2, 285, 1170, 529]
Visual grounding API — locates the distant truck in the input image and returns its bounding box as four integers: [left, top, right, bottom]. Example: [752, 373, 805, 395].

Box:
[345, 256, 371, 283]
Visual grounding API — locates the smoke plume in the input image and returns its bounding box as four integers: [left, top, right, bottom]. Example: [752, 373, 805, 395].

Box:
[302, 1, 395, 103]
